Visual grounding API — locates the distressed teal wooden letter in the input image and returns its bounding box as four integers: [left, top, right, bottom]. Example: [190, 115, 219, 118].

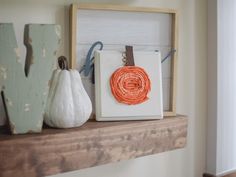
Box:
[0, 24, 61, 134]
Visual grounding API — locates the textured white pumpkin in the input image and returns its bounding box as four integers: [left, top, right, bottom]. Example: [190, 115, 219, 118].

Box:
[44, 69, 92, 128]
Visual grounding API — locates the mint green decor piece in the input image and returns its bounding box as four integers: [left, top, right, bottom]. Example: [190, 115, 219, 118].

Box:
[0, 24, 61, 134]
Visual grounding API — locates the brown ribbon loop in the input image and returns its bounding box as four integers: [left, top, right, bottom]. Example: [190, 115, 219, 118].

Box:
[125, 46, 135, 66]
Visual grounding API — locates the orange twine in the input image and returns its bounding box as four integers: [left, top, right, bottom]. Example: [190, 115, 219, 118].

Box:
[110, 66, 151, 105]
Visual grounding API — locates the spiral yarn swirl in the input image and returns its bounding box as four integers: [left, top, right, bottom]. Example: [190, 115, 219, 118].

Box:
[110, 66, 151, 105]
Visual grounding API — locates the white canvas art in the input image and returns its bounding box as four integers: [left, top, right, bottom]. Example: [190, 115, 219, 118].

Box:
[95, 50, 163, 121]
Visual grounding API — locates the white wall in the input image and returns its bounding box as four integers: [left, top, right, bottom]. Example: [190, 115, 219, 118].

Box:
[0, 0, 207, 177]
[207, 0, 236, 176]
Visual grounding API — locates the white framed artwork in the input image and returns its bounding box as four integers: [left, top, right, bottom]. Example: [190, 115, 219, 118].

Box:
[94, 50, 163, 121]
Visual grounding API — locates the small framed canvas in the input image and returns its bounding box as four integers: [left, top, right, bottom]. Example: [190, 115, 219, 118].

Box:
[94, 50, 163, 120]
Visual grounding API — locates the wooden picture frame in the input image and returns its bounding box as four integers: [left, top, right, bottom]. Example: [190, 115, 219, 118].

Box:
[69, 3, 178, 117]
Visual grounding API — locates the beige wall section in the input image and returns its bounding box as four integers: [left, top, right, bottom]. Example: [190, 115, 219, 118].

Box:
[0, 0, 207, 177]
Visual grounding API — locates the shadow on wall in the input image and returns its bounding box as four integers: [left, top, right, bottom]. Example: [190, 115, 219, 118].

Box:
[0, 98, 6, 126]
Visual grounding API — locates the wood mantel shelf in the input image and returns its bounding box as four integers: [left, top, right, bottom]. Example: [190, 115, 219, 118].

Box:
[0, 115, 188, 177]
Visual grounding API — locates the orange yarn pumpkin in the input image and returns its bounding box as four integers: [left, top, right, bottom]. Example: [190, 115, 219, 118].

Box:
[110, 66, 151, 105]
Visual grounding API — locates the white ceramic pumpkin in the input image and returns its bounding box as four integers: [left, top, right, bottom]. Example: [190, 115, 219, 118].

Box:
[44, 56, 92, 128]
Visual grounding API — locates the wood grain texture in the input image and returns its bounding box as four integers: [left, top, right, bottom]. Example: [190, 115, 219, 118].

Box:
[0, 115, 187, 177]
[0, 24, 60, 134]
[77, 3, 177, 14]
[168, 12, 179, 116]
[224, 173, 236, 177]
[69, 4, 77, 69]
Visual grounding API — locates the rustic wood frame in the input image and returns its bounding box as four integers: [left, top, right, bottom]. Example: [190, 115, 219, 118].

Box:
[69, 3, 178, 117]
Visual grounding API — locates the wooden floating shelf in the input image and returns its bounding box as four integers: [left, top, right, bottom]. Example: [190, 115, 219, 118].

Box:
[0, 115, 188, 177]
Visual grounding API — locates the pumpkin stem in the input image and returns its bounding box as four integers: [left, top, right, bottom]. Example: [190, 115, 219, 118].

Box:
[58, 56, 69, 70]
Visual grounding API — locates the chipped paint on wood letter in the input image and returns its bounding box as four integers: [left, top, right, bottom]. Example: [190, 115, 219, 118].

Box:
[0, 24, 61, 134]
